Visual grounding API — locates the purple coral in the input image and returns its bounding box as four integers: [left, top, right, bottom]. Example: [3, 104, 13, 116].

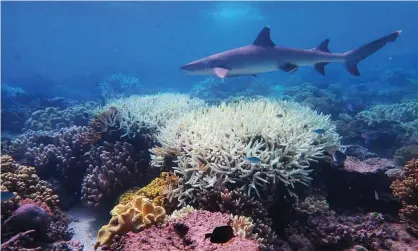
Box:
[81, 141, 149, 207]
[303, 212, 399, 250]
[344, 156, 396, 174]
[3, 204, 50, 237]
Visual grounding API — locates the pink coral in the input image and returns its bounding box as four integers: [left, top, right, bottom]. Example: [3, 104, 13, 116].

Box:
[344, 157, 396, 173]
[118, 210, 259, 251]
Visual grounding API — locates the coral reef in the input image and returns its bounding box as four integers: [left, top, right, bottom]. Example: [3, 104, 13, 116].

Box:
[99, 93, 206, 137]
[303, 212, 399, 250]
[344, 157, 396, 174]
[81, 141, 150, 208]
[391, 158, 418, 235]
[118, 172, 179, 207]
[83, 106, 121, 144]
[283, 83, 345, 119]
[23, 101, 98, 132]
[294, 195, 330, 215]
[99, 73, 149, 100]
[190, 188, 283, 250]
[356, 101, 418, 127]
[114, 210, 260, 251]
[94, 195, 166, 249]
[190, 76, 278, 103]
[152, 98, 340, 206]
[393, 145, 418, 166]
[1, 155, 60, 209]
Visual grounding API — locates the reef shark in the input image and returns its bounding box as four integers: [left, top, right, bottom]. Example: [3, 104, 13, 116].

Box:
[180, 26, 401, 78]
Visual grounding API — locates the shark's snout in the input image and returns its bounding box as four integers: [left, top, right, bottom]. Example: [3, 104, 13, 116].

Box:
[179, 64, 188, 71]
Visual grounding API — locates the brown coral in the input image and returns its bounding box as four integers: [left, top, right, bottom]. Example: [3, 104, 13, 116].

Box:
[391, 158, 418, 235]
[83, 106, 120, 144]
[0, 155, 59, 209]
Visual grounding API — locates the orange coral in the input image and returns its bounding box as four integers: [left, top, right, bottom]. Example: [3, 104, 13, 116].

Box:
[391, 158, 418, 233]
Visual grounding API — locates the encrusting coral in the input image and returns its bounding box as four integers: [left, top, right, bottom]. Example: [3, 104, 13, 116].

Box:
[118, 172, 179, 207]
[190, 188, 283, 251]
[94, 195, 166, 249]
[152, 98, 340, 206]
[113, 209, 260, 251]
[391, 158, 418, 235]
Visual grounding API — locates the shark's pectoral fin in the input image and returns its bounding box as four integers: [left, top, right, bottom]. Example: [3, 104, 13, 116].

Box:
[314, 63, 328, 75]
[278, 63, 298, 73]
[252, 74, 257, 78]
[213, 67, 230, 79]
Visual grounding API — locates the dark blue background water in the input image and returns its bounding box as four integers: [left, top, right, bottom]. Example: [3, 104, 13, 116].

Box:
[2, 1, 418, 100]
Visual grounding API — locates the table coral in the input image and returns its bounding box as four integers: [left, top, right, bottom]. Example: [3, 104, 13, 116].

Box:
[391, 158, 418, 235]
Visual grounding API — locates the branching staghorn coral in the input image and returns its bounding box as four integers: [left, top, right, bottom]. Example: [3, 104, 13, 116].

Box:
[97, 93, 206, 137]
[152, 98, 340, 207]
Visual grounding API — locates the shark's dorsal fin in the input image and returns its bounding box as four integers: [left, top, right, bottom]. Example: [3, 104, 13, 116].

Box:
[253, 26, 276, 47]
[314, 39, 330, 53]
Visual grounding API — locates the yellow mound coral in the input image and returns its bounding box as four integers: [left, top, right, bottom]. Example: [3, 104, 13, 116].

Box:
[94, 195, 166, 249]
[118, 172, 178, 206]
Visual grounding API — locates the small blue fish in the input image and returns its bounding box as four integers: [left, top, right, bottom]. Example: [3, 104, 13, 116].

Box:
[245, 156, 261, 164]
[313, 129, 326, 134]
[1, 191, 15, 201]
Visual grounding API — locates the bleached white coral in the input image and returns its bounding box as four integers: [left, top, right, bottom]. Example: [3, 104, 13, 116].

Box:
[152, 98, 340, 207]
[230, 215, 255, 239]
[167, 205, 196, 221]
[97, 93, 206, 137]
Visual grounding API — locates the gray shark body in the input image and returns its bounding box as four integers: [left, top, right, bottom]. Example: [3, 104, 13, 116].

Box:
[180, 26, 401, 78]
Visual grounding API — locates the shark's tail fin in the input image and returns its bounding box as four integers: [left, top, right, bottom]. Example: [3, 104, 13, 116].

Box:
[343, 30, 401, 76]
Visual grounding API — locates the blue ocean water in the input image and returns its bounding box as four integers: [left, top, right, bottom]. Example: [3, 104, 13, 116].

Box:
[1, 1, 418, 251]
